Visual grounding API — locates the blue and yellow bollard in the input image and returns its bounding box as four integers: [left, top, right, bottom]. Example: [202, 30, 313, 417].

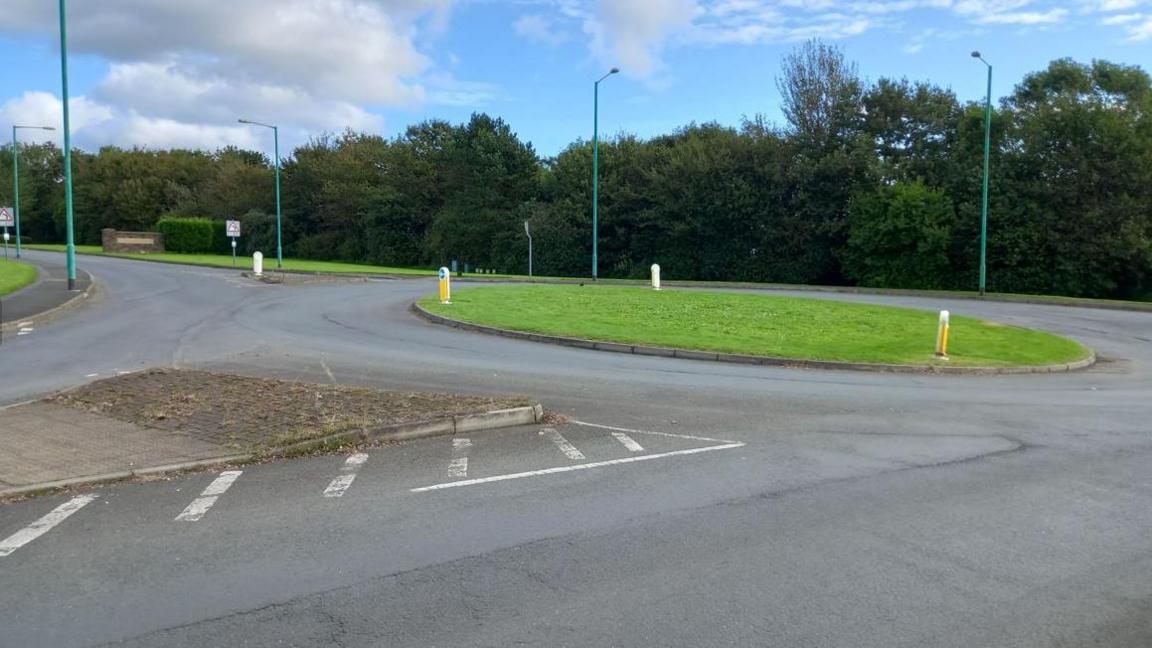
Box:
[439, 267, 451, 304]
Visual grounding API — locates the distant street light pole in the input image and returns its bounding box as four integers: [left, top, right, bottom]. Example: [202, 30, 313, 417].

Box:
[592, 67, 619, 280]
[58, 0, 78, 289]
[238, 119, 282, 269]
[972, 51, 993, 297]
[524, 220, 533, 278]
[11, 125, 55, 258]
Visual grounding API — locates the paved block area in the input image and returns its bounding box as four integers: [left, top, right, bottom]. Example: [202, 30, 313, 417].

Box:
[0, 402, 225, 488]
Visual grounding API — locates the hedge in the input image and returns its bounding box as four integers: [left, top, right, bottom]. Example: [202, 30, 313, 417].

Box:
[156, 218, 215, 253]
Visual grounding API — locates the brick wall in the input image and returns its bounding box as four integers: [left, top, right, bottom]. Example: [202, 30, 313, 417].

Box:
[101, 229, 165, 253]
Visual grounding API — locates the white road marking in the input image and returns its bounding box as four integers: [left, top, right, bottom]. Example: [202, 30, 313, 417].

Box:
[448, 438, 471, 478]
[412, 442, 745, 493]
[0, 494, 99, 557]
[175, 470, 242, 521]
[611, 432, 645, 452]
[320, 359, 336, 384]
[541, 427, 585, 460]
[568, 419, 738, 445]
[17, 321, 32, 328]
[85, 373, 99, 378]
[323, 453, 368, 498]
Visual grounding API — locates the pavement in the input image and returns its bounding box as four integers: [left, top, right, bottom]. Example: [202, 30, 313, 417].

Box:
[0, 402, 227, 491]
[0, 252, 93, 332]
[0, 249, 1150, 647]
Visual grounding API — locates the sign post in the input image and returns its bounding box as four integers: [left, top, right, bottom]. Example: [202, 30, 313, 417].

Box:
[226, 220, 241, 268]
[438, 267, 451, 304]
[0, 208, 13, 260]
[651, 264, 661, 291]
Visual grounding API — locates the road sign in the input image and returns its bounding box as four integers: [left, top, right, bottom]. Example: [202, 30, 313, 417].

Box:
[0, 207, 13, 228]
[226, 220, 241, 237]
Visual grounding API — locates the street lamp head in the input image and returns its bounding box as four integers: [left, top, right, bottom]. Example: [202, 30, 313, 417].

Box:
[610, 67, 620, 74]
[971, 51, 981, 58]
[238, 118, 252, 124]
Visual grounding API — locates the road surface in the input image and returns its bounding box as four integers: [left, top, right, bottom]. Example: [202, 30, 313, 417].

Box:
[1, 250, 1149, 647]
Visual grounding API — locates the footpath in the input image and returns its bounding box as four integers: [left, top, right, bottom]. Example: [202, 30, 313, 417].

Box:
[0, 402, 230, 497]
[0, 254, 93, 333]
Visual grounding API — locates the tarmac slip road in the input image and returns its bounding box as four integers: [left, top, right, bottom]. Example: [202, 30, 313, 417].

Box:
[0, 250, 1150, 647]
[2, 417, 1121, 648]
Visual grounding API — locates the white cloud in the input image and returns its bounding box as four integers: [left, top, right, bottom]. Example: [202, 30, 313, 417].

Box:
[503, 1, 1143, 81]
[0, 0, 460, 150]
[585, 0, 699, 76]
[1122, 15, 1152, 37]
[514, 14, 569, 46]
[0, 91, 114, 145]
[974, 8, 1070, 23]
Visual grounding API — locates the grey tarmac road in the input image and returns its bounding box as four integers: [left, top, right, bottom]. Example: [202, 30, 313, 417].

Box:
[0, 250, 1149, 648]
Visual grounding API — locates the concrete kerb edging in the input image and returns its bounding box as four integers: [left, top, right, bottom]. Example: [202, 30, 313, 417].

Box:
[412, 302, 1097, 376]
[265, 404, 544, 456]
[0, 270, 98, 334]
[0, 404, 544, 500]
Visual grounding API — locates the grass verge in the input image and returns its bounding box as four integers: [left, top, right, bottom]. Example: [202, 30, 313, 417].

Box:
[0, 259, 38, 296]
[25, 244, 437, 276]
[420, 285, 1092, 368]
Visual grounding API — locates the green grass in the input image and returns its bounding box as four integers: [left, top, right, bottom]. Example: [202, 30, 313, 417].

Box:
[421, 285, 1092, 367]
[24, 244, 437, 276]
[0, 259, 38, 296]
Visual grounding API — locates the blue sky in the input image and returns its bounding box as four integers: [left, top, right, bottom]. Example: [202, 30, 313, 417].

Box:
[0, 1, 1148, 157]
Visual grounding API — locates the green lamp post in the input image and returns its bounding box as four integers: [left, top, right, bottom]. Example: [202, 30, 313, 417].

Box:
[58, 0, 78, 289]
[12, 125, 56, 258]
[238, 119, 282, 269]
[972, 51, 992, 297]
[592, 67, 619, 280]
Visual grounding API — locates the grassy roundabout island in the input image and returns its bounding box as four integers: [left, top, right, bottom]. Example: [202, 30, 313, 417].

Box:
[0, 259, 38, 296]
[420, 285, 1092, 368]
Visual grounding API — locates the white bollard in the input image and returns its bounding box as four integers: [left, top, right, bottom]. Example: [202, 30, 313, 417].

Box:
[253, 251, 264, 276]
[651, 264, 661, 291]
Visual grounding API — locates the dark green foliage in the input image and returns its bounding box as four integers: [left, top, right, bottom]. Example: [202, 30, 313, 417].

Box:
[156, 218, 216, 253]
[8, 50, 1149, 300]
[843, 183, 957, 289]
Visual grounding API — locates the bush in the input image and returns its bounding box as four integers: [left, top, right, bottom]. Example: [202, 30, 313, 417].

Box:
[210, 220, 232, 255]
[156, 217, 215, 253]
[841, 182, 957, 290]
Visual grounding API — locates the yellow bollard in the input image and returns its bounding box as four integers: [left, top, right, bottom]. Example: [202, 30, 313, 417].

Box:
[935, 310, 950, 358]
[438, 267, 451, 304]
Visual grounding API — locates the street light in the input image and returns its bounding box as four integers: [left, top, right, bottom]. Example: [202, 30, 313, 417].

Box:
[11, 125, 55, 258]
[972, 51, 992, 296]
[524, 220, 533, 278]
[58, 0, 77, 290]
[592, 67, 619, 280]
[238, 118, 282, 269]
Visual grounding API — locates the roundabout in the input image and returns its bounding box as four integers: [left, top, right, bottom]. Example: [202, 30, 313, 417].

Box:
[1, 250, 1150, 647]
[416, 284, 1095, 374]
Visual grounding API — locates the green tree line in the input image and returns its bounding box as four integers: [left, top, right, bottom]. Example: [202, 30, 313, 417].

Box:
[2, 43, 1149, 299]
